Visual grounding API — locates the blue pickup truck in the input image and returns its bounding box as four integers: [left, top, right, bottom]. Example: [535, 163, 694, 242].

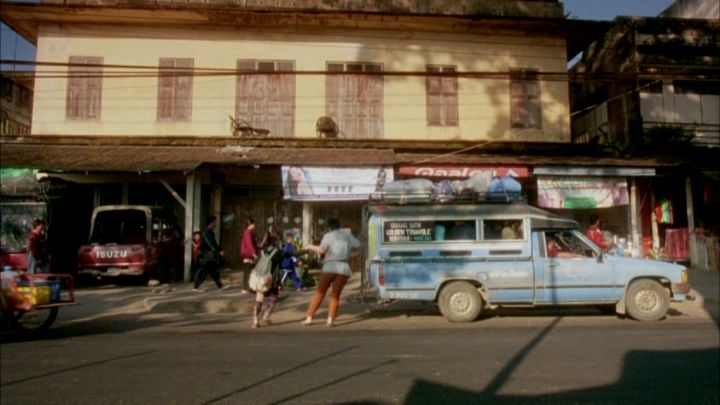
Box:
[364, 203, 689, 322]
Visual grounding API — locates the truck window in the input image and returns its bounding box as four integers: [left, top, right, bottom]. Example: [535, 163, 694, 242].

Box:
[382, 219, 477, 243]
[545, 230, 595, 258]
[482, 219, 524, 240]
[90, 210, 148, 244]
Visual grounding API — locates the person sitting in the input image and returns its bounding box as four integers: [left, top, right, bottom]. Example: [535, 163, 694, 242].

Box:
[447, 221, 475, 240]
[547, 236, 584, 258]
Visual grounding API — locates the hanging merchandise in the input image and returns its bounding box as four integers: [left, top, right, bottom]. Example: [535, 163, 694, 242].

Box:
[655, 198, 674, 224]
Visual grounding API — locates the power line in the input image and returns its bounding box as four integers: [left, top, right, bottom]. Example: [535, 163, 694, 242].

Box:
[1, 60, 717, 82]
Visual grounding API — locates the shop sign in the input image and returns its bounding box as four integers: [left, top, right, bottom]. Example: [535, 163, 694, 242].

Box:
[538, 177, 628, 209]
[282, 166, 394, 201]
[398, 165, 529, 179]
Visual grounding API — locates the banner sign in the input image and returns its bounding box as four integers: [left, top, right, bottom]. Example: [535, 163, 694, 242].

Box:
[398, 165, 529, 179]
[282, 166, 394, 201]
[537, 177, 628, 209]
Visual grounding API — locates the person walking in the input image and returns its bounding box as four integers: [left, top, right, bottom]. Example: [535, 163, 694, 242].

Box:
[239, 218, 259, 294]
[249, 244, 282, 328]
[28, 218, 50, 274]
[193, 215, 227, 292]
[190, 230, 202, 283]
[302, 218, 361, 327]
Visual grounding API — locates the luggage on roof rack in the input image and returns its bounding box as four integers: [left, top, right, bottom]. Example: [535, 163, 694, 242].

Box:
[369, 176, 523, 205]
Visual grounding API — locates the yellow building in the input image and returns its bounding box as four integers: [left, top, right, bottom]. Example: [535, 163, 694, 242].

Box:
[1, 0, 587, 279]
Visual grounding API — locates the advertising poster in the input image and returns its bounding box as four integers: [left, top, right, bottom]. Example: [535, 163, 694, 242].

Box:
[538, 177, 628, 209]
[282, 166, 394, 201]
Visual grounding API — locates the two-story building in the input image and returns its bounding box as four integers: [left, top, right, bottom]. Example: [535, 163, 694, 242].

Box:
[570, 3, 719, 269]
[3, 0, 698, 277]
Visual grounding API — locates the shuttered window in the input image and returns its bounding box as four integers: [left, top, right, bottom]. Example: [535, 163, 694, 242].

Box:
[235, 60, 295, 137]
[326, 62, 383, 138]
[157, 58, 194, 121]
[426, 65, 458, 126]
[66, 56, 103, 120]
[510, 70, 542, 129]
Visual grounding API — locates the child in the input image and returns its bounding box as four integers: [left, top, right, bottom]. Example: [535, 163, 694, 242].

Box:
[250, 245, 281, 328]
[280, 233, 303, 291]
[190, 231, 202, 283]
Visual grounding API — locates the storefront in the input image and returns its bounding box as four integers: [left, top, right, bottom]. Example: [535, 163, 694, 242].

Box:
[533, 166, 655, 257]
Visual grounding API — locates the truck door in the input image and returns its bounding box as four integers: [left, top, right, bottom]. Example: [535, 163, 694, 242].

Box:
[533, 230, 617, 304]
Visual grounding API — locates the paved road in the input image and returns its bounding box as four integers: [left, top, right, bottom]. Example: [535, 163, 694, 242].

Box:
[2, 313, 718, 404]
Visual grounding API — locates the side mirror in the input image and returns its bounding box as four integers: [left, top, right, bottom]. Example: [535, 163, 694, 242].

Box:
[596, 251, 604, 264]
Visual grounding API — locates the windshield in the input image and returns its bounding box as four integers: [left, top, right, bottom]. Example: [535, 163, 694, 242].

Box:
[90, 209, 148, 244]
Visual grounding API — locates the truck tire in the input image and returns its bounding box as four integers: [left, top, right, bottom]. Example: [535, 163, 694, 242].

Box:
[625, 279, 669, 321]
[438, 281, 482, 323]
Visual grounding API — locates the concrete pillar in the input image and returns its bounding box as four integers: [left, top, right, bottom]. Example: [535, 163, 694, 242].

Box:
[650, 189, 660, 250]
[629, 178, 642, 258]
[212, 184, 222, 243]
[685, 176, 696, 269]
[183, 170, 196, 282]
[121, 183, 129, 204]
[302, 202, 313, 247]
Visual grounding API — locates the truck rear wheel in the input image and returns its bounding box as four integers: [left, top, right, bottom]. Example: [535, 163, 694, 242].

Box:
[625, 279, 669, 321]
[438, 281, 482, 323]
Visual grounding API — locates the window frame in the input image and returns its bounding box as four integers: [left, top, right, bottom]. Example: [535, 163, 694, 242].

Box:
[156, 57, 194, 122]
[509, 69, 542, 129]
[66, 56, 103, 120]
[426, 65, 459, 127]
[235, 59, 296, 137]
[325, 61, 384, 139]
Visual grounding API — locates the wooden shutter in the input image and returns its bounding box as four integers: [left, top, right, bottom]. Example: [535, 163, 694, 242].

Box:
[175, 58, 193, 120]
[66, 57, 84, 119]
[67, 56, 102, 120]
[426, 66, 458, 126]
[157, 58, 193, 121]
[426, 66, 442, 126]
[442, 67, 458, 126]
[157, 58, 175, 120]
[510, 70, 541, 129]
[326, 63, 383, 139]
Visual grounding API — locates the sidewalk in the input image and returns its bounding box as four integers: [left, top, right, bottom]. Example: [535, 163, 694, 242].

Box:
[67, 268, 719, 328]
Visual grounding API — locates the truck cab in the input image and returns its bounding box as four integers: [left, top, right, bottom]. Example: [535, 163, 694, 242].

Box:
[76, 205, 182, 284]
[364, 202, 689, 322]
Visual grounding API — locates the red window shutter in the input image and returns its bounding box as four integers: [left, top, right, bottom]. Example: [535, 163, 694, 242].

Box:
[175, 58, 193, 120]
[67, 56, 103, 119]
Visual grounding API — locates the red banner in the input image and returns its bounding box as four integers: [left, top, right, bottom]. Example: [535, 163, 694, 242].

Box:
[398, 165, 529, 179]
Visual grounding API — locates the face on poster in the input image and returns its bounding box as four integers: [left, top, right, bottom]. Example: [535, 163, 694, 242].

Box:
[282, 166, 394, 201]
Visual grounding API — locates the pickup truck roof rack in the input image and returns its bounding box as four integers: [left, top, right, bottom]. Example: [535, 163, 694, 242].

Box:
[367, 190, 524, 205]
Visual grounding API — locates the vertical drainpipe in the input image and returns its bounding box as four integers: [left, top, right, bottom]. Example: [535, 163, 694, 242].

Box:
[184, 170, 196, 282]
[685, 176, 695, 269]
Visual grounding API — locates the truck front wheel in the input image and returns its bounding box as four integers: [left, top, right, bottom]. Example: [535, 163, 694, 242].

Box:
[625, 279, 669, 321]
[438, 281, 482, 323]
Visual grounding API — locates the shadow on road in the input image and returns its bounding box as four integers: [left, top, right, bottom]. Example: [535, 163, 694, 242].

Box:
[405, 347, 719, 404]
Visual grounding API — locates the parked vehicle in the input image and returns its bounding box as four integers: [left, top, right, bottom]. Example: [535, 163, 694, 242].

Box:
[76, 205, 182, 284]
[364, 202, 689, 322]
[0, 201, 46, 271]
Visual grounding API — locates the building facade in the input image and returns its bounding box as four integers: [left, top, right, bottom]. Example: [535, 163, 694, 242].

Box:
[5, 1, 711, 276]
